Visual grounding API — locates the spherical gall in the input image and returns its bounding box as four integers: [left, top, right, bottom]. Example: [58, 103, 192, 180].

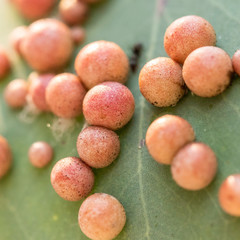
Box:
[28, 141, 53, 168]
[79, 193, 126, 240]
[83, 82, 135, 130]
[171, 142, 217, 190]
[29, 73, 55, 111]
[59, 0, 88, 25]
[77, 126, 120, 168]
[51, 157, 94, 201]
[46, 73, 86, 118]
[139, 57, 185, 107]
[12, 0, 56, 20]
[219, 174, 240, 216]
[183, 46, 233, 97]
[9, 26, 28, 55]
[164, 15, 216, 64]
[146, 115, 195, 165]
[4, 79, 28, 108]
[21, 18, 73, 72]
[75, 40, 129, 89]
[71, 27, 86, 45]
[232, 50, 240, 76]
[0, 48, 11, 79]
[0, 136, 12, 179]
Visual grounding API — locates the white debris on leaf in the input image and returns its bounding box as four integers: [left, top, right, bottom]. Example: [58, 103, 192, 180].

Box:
[18, 94, 41, 123]
[48, 117, 78, 142]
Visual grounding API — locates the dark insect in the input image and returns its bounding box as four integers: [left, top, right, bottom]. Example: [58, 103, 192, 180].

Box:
[130, 43, 143, 72]
[133, 43, 143, 57]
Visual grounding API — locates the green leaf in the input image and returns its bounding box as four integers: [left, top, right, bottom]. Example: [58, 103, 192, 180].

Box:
[1, 0, 240, 239]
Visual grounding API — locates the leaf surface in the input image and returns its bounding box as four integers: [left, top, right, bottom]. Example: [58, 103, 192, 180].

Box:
[0, 0, 240, 239]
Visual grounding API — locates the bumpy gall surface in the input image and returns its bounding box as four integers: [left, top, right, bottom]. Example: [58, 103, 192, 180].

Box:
[79, 193, 126, 240]
[77, 126, 120, 168]
[171, 142, 217, 190]
[146, 115, 195, 165]
[51, 157, 94, 201]
[46, 73, 86, 118]
[75, 40, 129, 89]
[183, 46, 233, 97]
[21, 18, 73, 72]
[164, 15, 216, 64]
[83, 82, 135, 130]
[139, 57, 185, 107]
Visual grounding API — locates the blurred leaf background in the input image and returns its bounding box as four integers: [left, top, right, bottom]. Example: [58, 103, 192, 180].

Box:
[0, 0, 240, 239]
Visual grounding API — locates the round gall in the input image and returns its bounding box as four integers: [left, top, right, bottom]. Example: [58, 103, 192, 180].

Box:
[146, 115, 195, 165]
[59, 0, 88, 25]
[219, 174, 240, 216]
[21, 18, 73, 72]
[164, 15, 216, 63]
[4, 79, 28, 108]
[77, 126, 120, 168]
[28, 141, 53, 168]
[29, 73, 55, 111]
[79, 193, 126, 240]
[46, 73, 86, 118]
[171, 142, 217, 190]
[183, 46, 233, 97]
[51, 157, 94, 201]
[83, 82, 135, 130]
[75, 40, 129, 89]
[139, 57, 185, 107]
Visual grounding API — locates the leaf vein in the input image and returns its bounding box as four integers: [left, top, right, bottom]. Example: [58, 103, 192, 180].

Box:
[137, 0, 167, 239]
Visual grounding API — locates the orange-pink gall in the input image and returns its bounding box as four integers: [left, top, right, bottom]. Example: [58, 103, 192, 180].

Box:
[29, 73, 55, 111]
[164, 15, 216, 64]
[9, 26, 28, 55]
[0, 48, 11, 79]
[83, 82, 135, 130]
[46, 73, 86, 118]
[146, 115, 195, 165]
[28, 141, 53, 168]
[171, 142, 217, 190]
[78, 193, 126, 240]
[0, 136, 12, 179]
[75, 40, 129, 89]
[71, 27, 86, 45]
[4, 79, 28, 108]
[139, 57, 185, 107]
[59, 0, 88, 26]
[183, 46, 233, 97]
[232, 50, 240, 76]
[12, 0, 56, 20]
[219, 174, 240, 216]
[77, 126, 120, 168]
[51, 157, 94, 201]
[21, 18, 73, 72]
